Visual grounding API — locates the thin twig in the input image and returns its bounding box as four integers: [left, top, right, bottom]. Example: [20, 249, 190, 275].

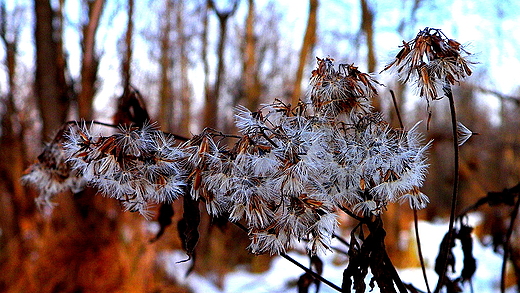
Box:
[333, 233, 350, 247]
[390, 90, 404, 128]
[337, 204, 364, 221]
[65, 119, 192, 142]
[280, 252, 342, 292]
[414, 209, 432, 293]
[501, 192, 520, 293]
[434, 85, 459, 293]
[232, 221, 342, 292]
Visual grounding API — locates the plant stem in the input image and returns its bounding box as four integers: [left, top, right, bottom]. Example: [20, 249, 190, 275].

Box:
[232, 221, 342, 292]
[501, 191, 520, 293]
[414, 209, 432, 293]
[280, 252, 342, 292]
[433, 85, 459, 293]
[390, 90, 404, 128]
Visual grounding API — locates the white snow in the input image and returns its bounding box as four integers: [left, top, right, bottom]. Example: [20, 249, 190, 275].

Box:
[161, 214, 514, 292]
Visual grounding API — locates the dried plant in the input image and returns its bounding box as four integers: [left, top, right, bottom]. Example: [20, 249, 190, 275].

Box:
[384, 27, 474, 293]
[23, 27, 490, 292]
[24, 58, 430, 258]
[382, 27, 473, 102]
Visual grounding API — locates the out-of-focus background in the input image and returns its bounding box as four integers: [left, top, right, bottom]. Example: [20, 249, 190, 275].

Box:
[1, 0, 519, 292]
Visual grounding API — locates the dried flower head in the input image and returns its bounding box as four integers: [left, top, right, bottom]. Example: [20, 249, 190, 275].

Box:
[22, 126, 87, 213]
[24, 55, 432, 256]
[382, 27, 473, 101]
[24, 121, 188, 218]
[309, 57, 380, 119]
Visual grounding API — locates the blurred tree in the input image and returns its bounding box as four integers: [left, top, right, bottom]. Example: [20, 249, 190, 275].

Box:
[0, 3, 30, 291]
[78, 0, 104, 120]
[240, 0, 261, 111]
[34, 0, 70, 138]
[359, 0, 378, 110]
[359, 0, 375, 73]
[203, 0, 239, 129]
[175, 0, 191, 137]
[202, 0, 211, 127]
[291, 0, 318, 107]
[158, 0, 174, 131]
[121, 0, 133, 89]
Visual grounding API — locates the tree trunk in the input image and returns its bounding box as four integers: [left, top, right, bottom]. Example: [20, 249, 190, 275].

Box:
[176, 0, 191, 137]
[291, 0, 318, 107]
[360, 0, 379, 110]
[78, 0, 104, 119]
[122, 0, 134, 89]
[0, 10, 29, 287]
[360, 0, 376, 73]
[203, 0, 238, 129]
[242, 0, 261, 111]
[201, 0, 211, 131]
[34, 0, 70, 138]
[158, 0, 174, 131]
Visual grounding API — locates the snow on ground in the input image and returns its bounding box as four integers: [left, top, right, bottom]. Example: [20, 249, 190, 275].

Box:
[160, 214, 514, 292]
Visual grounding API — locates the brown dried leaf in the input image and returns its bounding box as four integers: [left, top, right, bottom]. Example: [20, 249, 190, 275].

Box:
[297, 272, 314, 293]
[149, 203, 174, 243]
[113, 87, 150, 126]
[457, 225, 476, 283]
[177, 187, 200, 276]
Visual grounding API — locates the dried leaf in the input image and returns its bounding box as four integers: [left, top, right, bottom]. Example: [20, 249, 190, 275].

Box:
[342, 228, 369, 293]
[457, 225, 476, 283]
[435, 230, 456, 276]
[434, 230, 457, 291]
[177, 187, 200, 276]
[113, 87, 150, 126]
[149, 203, 174, 243]
[310, 255, 323, 293]
[297, 272, 314, 293]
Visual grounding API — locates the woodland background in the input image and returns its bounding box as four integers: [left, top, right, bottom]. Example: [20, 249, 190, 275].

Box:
[1, 0, 520, 292]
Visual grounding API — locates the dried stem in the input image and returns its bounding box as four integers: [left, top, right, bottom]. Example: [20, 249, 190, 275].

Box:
[501, 192, 520, 293]
[232, 221, 342, 292]
[414, 209, 432, 293]
[390, 90, 404, 129]
[65, 120, 118, 129]
[434, 84, 459, 293]
[280, 252, 342, 292]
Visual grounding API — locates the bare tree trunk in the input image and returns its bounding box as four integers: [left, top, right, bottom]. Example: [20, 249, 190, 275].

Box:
[242, 0, 261, 111]
[158, 0, 174, 131]
[360, 0, 375, 73]
[0, 5, 28, 277]
[122, 0, 134, 89]
[360, 0, 378, 110]
[78, 0, 104, 119]
[176, 0, 191, 137]
[203, 0, 239, 129]
[34, 0, 70, 138]
[291, 0, 318, 107]
[0, 95, 30, 293]
[201, 0, 211, 131]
